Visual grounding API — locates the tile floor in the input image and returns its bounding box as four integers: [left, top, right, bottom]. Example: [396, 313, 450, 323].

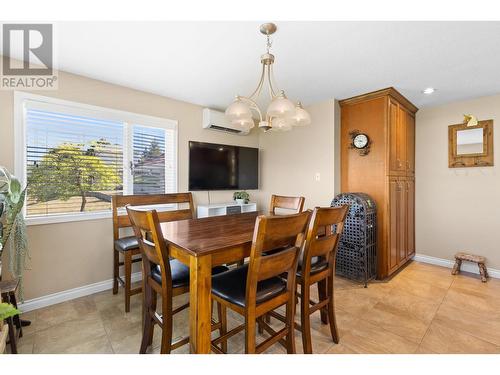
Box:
[10, 261, 500, 354]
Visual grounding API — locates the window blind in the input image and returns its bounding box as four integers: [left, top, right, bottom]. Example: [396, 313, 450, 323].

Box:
[26, 108, 124, 216]
[21, 96, 178, 220]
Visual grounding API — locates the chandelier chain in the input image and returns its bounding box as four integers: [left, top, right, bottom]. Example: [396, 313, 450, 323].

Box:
[266, 34, 272, 53]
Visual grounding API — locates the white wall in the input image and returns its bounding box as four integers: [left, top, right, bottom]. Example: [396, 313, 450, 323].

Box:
[416, 94, 500, 269]
[257, 99, 339, 210]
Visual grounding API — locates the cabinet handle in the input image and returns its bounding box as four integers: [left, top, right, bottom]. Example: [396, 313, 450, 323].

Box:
[407, 161, 410, 170]
[397, 159, 402, 168]
[406, 181, 409, 192]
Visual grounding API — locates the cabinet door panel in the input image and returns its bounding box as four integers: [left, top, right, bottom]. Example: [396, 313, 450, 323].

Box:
[398, 179, 407, 264]
[389, 179, 399, 272]
[398, 106, 408, 174]
[406, 113, 415, 175]
[388, 100, 400, 174]
[406, 179, 415, 259]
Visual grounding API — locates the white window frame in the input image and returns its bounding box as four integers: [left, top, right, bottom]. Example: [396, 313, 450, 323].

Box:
[14, 91, 178, 226]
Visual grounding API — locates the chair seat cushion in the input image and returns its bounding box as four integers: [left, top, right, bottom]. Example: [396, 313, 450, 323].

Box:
[297, 256, 328, 276]
[211, 264, 287, 308]
[114, 236, 139, 252]
[151, 260, 229, 289]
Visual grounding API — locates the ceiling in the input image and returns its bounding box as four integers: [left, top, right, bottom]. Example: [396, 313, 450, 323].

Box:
[4, 21, 500, 109]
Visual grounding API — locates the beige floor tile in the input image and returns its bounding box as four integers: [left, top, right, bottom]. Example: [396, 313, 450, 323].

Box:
[334, 288, 384, 318]
[336, 318, 418, 354]
[450, 273, 500, 300]
[324, 342, 360, 354]
[414, 344, 437, 354]
[361, 288, 441, 343]
[420, 321, 499, 354]
[389, 273, 450, 303]
[33, 312, 111, 353]
[35, 295, 98, 332]
[432, 302, 500, 346]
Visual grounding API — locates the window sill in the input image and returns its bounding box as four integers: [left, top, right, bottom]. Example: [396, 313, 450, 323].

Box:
[25, 204, 179, 226]
[26, 211, 112, 226]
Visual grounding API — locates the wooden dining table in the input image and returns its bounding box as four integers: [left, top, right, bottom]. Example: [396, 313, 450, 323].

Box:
[160, 211, 260, 354]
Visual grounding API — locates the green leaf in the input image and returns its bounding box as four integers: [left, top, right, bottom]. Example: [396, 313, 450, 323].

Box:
[0, 302, 20, 321]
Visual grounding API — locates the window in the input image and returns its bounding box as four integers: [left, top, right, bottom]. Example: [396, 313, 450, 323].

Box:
[15, 92, 178, 224]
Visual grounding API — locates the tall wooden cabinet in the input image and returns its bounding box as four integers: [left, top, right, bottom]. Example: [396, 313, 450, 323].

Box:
[340, 88, 417, 279]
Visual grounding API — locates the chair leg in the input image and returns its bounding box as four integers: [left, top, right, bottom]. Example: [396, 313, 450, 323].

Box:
[148, 290, 157, 346]
[139, 286, 155, 354]
[327, 276, 339, 344]
[300, 283, 312, 354]
[286, 295, 297, 354]
[317, 279, 328, 324]
[217, 302, 227, 353]
[124, 251, 132, 312]
[245, 315, 256, 354]
[160, 294, 173, 354]
[7, 317, 17, 354]
[113, 249, 119, 294]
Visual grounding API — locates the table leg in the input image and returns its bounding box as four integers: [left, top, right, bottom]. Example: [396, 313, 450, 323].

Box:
[189, 255, 212, 354]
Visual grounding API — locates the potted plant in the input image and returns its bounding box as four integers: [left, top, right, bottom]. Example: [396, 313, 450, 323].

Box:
[0, 166, 29, 301]
[233, 191, 250, 205]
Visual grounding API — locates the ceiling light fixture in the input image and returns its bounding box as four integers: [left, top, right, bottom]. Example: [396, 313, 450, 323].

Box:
[422, 87, 436, 95]
[225, 23, 311, 132]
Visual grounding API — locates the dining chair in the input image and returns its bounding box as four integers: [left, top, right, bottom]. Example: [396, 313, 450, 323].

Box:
[112, 193, 195, 312]
[269, 194, 305, 215]
[210, 211, 311, 354]
[267, 206, 349, 353]
[126, 205, 229, 354]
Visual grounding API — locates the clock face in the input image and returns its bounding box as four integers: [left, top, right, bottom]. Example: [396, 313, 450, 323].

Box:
[353, 134, 369, 149]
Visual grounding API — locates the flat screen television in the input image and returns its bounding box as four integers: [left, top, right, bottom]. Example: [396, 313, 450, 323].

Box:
[189, 141, 259, 190]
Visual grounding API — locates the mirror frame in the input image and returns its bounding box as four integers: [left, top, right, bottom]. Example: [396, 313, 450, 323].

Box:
[448, 119, 494, 168]
[448, 120, 493, 168]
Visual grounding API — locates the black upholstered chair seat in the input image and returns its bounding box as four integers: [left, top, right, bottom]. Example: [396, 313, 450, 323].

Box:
[297, 256, 328, 276]
[151, 260, 229, 289]
[114, 236, 140, 252]
[211, 264, 287, 308]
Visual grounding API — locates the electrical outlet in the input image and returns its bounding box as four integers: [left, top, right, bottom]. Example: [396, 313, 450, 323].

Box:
[315, 172, 321, 182]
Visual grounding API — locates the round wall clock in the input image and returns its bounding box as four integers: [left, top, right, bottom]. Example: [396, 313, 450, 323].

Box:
[348, 130, 371, 156]
[353, 133, 369, 149]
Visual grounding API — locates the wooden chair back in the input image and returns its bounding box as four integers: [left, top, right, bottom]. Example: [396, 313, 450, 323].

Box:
[246, 211, 311, 305]
[112, 193, 195, 241]
[269, 195, 305, 215]
[126, 207, 171, 288]
[301, 206, 349, 277]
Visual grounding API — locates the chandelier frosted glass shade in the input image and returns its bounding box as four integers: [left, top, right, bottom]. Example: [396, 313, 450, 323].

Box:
[225, 98, 252, 121]
[271, 117, 293, 131]
[289, 102, 312, 126]
[266, 93, 296, 118]
[232, 117, 255, 130]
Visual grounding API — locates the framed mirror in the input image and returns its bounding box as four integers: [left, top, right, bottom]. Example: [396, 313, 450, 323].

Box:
[449, 120, 493, 168]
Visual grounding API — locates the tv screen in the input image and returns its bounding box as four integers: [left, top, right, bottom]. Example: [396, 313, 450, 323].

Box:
[189, 141, 259, 190]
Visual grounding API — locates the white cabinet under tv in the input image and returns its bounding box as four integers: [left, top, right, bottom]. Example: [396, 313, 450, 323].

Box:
[197, 202, 257, 218]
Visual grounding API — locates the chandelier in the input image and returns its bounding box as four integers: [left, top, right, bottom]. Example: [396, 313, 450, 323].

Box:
[225, 23, 311, 132]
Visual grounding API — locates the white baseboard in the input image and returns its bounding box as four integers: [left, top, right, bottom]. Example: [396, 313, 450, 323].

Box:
[414, 253, 500, 279]
[19, 272, 142, 313]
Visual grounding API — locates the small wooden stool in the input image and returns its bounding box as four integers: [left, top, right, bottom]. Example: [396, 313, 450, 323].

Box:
[451, 252, 489, 282]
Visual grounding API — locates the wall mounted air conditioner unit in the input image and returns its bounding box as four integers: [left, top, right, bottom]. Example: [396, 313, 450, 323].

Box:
[202, 108, 250, 135]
